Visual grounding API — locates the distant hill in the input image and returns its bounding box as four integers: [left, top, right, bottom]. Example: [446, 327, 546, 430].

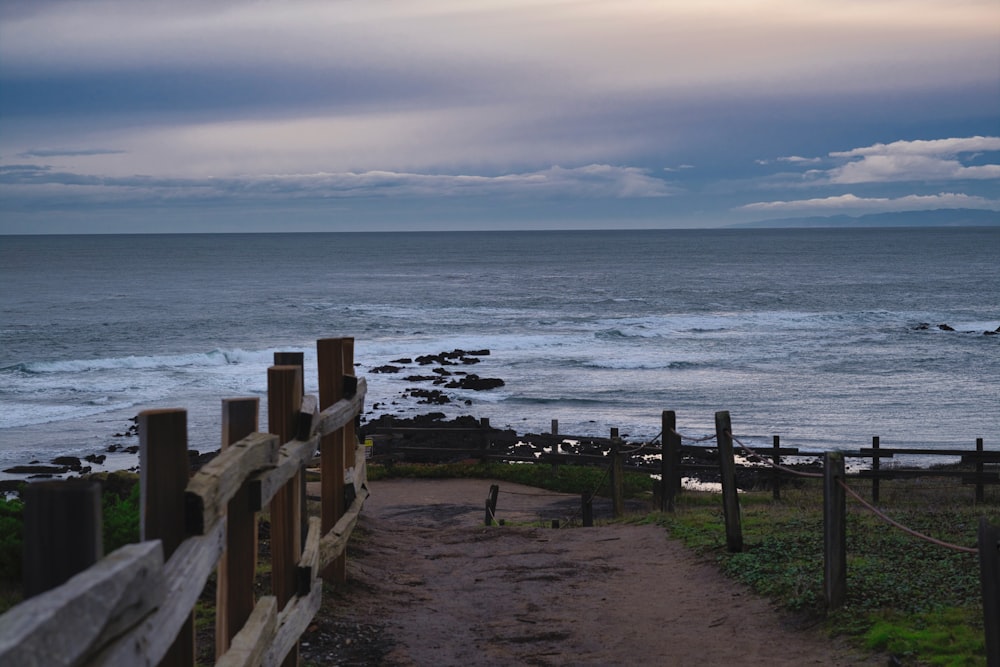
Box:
[733, 208, 1000, 229]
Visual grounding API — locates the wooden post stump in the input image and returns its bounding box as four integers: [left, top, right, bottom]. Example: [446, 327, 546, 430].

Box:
[317, 338, 347, 584]
[661, 411, 681, 512]
[139, 408, 194, 667]
[268, 365, 303, 667]
[714, 411, 742, 552]
[581, 492, 593, 527]
[979, 518, 1000, 666]
[771, 435, 782, 501]
[824, 451, 847, 610]
[22, 480, 103, 599]
[871, 436, 881, 504]
[485, 484, 499, 526]
[611, 438, 624, 519]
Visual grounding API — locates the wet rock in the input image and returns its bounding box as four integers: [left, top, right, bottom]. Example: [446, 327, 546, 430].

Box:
[370, 365, 402, 374]
[938, 323, 955, 331]
[52, 456, 83, 471]
[4, 465, 69, 475]
[445, 374, 505, 391]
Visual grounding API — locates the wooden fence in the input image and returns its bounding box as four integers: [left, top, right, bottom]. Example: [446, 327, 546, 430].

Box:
[0, 337, 366, 667]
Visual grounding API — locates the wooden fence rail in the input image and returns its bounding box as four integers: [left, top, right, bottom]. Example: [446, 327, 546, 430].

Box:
[0, 338, 367, 667]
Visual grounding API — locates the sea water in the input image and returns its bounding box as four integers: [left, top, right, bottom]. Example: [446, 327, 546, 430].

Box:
[1, 228, 998, 477]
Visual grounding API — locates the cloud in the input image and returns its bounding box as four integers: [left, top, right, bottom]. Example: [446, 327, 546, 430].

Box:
[830, 136, 1000, 158]
[739, 192, 1000, 214]
[825, 136, 1000, 184]
[18, 148, 126, 158]
[0, 163, 677, 203]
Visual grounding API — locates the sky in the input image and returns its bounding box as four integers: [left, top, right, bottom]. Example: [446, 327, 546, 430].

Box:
[1, 0, 999, 233]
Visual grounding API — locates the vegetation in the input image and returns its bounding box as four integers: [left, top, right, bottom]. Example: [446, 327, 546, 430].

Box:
[652, 478, 998, 666]
[368, 460, 654, 498]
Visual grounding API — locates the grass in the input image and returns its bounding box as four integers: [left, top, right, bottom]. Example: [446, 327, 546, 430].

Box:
[652, 477, 999, 666]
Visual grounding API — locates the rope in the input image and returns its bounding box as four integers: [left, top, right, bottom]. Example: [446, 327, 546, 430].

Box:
[837, 479, 977, 555]
[500, 488, 571, 498]
[671, 428, 716, 443]
[729, 432, 823, 480]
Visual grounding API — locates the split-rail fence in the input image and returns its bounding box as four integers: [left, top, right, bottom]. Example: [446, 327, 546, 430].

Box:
[0, 337, 365, 667]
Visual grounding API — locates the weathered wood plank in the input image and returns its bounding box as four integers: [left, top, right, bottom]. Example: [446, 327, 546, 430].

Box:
[296, 395, 318, 442]
[312, 377, 367, 438]
[90, 519, 226, 667]
[0, 541, 164, 667]
[185, 432, 279, 535]
[262, 580, 323, 667]
[296, 517, 322, 597]
[215, 597, 277, 667]
[250, 434, 321, 511]
[318, 483, 369, 572]
[216, 397, 260, 661]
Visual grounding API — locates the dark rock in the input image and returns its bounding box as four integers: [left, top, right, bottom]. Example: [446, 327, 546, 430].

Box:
[406, 389, 451, 405]
[432, 367, 452, 376]
[403, 375, 438, 382]
[986, 330, 998, 336]
[914, 323, 930, 330]
[938, 323, 955, 331]
[390, 357, 413, 364]
[52, 456, 82, 470]
[85, 453, 107, 464]
[188, 449, 220, 472]
[445, 375, 505, 391]
[466, 349, 490, 356]
[0, 480, 25, 495]
[370, 365, 402, 374]
[4, 465, 69, 475]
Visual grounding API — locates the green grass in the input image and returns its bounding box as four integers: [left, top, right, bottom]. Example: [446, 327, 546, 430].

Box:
[654, 479, 998, 666]
[369, 460, 655, 498]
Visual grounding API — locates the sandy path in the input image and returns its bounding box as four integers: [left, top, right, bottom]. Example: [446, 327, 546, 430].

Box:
[312, 478, 880, 666]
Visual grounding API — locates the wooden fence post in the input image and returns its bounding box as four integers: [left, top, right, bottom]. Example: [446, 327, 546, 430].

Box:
[871, 436, 880, 504]
[581, 492, 593, 527]
[771, 435, 781, 501]
[661, 411, 681, 512]
[977, 438, 986, 504]
[343, 337, 357, 474]
[215, 397, 259, 660]
[22, 480, 102, 599]
[714, 411, 743, 553]
[275, 351, 308, 552]
[551, 419, 559, 436]
[824, 451, 847, 610]
[268, 365, 303, 667]
[980, 518, 1000, 667]
[139, 408, 195, 667]
[317, 338, 347, 584]
[485, 484, 499, 526]
[611, 436, 624, 519]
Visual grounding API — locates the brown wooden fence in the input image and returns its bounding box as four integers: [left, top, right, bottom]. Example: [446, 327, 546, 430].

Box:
[0, 337, 366, 667]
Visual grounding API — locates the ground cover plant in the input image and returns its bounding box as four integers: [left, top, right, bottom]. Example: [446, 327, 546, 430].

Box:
[654, 476, 999, 666]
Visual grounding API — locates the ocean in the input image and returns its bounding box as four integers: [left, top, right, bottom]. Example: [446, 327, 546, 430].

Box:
[1, 228, 998, 478]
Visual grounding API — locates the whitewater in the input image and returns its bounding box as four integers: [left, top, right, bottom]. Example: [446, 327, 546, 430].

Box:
[1, 228, 998, 478]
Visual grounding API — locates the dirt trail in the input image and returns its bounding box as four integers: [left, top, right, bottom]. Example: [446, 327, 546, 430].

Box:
[305, 478, 881, 666]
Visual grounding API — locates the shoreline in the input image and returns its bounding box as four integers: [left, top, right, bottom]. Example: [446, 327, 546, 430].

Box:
[3, 345, 995, 491]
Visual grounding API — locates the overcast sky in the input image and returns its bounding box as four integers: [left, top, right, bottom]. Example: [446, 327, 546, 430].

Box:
[1, 0, 998, 233]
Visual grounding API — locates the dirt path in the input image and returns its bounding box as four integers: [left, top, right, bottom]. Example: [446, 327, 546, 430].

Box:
[303, 478, 881, 666]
